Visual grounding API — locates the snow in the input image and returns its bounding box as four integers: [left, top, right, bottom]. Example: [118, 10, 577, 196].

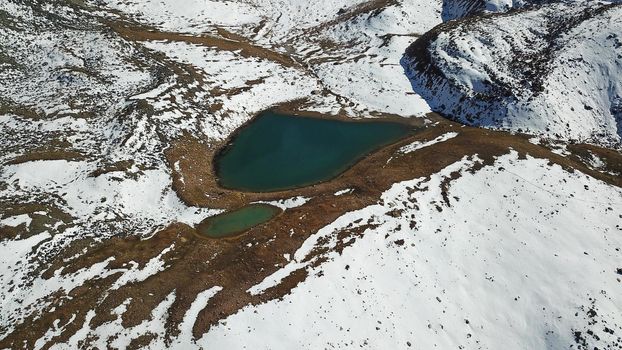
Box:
[49, 292, 177, 350]
[292, 0, 441, 117]
[129, 79, 177, 100]
[110, 245, 175, 290]
[48, 311, 97, 350]
[334, 188, 354, 196]
[199, 152, 622, 349]
[0, 156, 218, 336]
[399, 132, 459, 154]
[403, 0, 622, 146]
[171, 287, 223, 348]
[254, 196, 311, 210]
[586, 151, 606, 170]
[0, 1, 446, 340]
[0, 214, 32, 228]
[139, 40, 320, 140]
[0, 26, 152, 117]
[33, 314, 76, 350]
[50, 287, 224, 349]
[244, 0, 373, 40]
[1, 255, 115, 334]
[0, 231, 51, 292]
[247, 261, 305, 296]
[101, 0, 261, 33]
[2, 160, 217, 233]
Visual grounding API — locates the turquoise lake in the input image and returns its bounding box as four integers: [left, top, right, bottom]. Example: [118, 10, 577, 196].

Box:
[197, 204, 282, 238]
[216, 111, 412, 192]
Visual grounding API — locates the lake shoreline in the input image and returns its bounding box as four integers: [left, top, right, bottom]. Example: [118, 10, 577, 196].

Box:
[213, 108, 419, 193]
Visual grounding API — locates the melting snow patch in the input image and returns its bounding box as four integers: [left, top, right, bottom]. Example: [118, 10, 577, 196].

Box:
[0, 214, 32, 228]
[255, 196, 311, 210]
[334, 188, 354, 196]
[399, 132, 459, 154]
[110, 244, 175, 290]
[169, 286, 223, 348]
[247, 261, 306, 296]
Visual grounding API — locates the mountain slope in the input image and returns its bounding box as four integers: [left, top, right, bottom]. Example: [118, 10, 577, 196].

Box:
[403, 0, 622, 146]
[0, 0, 621, 349]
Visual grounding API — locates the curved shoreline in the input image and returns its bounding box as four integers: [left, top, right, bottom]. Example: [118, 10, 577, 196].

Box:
[195, 203, 284, 240]
[212, 106, 422, 194]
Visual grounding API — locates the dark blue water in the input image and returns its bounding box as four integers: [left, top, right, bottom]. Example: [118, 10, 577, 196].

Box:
[216, 111, 412, 192]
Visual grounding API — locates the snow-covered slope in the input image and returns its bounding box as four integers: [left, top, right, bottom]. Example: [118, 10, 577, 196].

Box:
[41, 152, 622, 349]
[403, 0, 622, 146]
[1, 0, 621, 348]
[199, 152, 622, 350]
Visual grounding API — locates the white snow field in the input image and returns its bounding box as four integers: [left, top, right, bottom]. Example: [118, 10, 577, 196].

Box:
[403, 0, 622, 146]
[102, 0, 262, 33]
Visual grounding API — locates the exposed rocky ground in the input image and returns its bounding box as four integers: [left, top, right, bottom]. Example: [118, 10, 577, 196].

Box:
[0, 0, 621, 349]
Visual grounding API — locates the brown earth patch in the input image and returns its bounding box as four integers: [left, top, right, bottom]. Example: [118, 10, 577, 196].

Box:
[566, 143, 622, 176]
[0, 203, 74, 241]
[3, 137, 85, 165]
[4, 150, 84, 165]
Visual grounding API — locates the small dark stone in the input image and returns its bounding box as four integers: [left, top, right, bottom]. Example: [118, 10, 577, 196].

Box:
[587, 309, 598, 318]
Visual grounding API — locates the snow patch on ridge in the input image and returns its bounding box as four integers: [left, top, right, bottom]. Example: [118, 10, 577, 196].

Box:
[399, 132, 459, 153]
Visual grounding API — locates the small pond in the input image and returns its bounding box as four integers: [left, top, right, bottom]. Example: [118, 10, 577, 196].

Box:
[197, 204, 282, 238]
[216, 111, 412, 192]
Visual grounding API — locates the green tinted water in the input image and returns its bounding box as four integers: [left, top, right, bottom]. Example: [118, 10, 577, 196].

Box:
[197, 204, 282, 238]
[216, 111, 412, 192]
